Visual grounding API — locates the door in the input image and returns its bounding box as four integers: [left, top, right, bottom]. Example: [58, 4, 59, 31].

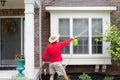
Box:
[0, 18, 24, 67]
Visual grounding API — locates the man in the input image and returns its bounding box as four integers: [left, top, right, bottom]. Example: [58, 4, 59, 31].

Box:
[42, 34, 74, 80]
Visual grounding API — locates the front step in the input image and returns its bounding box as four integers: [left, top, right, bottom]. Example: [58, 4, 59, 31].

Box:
[0, 69, 40, 80]
[0, 67, 16, 70]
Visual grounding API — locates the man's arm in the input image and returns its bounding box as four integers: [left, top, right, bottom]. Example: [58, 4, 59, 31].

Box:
[42, 46, 49, 62]
[60, 37, 74, 49]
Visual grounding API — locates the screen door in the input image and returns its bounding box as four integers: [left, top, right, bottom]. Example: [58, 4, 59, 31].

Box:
[0, 18, 24, 66]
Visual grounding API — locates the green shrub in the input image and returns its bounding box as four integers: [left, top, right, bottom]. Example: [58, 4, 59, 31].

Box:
[95, 24, 120, 61]
[56, 75, 70, 80]
[104, 25, 120, 61]
[78, 73, 92, 80]
[56, 76, 64, 80]
[103, 76, 114, 80]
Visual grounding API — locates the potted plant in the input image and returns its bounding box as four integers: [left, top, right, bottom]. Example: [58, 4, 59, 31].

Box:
[15, 51, 25, 77]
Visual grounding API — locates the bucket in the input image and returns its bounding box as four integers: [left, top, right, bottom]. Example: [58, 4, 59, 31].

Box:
[73, 39, 78, 46]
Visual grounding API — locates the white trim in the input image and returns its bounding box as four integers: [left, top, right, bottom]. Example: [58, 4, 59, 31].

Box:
[62, 54, 111, 65]
[46, 6, 117, 11]
[24, 0, 35, 4]
[39, 1, 42, 78]
[21, 18, 23, 51]
[63, 58, 111, 65]
[70, 18, 73, 59]
[24, 0, 35, 77]
[89, 18, 92, 55]
[63, 54, 111, 58]
[95, 65, 100, 72]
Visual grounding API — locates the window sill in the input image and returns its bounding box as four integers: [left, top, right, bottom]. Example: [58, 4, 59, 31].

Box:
[62, 55, 111, 65]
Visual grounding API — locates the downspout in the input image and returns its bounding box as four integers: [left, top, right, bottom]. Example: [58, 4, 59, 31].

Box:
[39, 0, 42, 79]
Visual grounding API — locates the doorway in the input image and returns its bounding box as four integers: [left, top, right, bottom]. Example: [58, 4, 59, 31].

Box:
[0, 17, 24, 67]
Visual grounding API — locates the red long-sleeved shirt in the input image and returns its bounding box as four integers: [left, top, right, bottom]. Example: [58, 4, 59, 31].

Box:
[42, 38, 73, 63]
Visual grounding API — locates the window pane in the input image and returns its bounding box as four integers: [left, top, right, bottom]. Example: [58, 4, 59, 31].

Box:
[73, 19, 88, 36]
[59, 37, 70, 54]
[73, 37, 88, 54]
[92, 37, 102, 54]
[59, 19, 69, 35]
[92, 19, 102, 35]
[59, 19, 70, 54]
[73, 19, 88, 54]
[92, 19, 103, 54]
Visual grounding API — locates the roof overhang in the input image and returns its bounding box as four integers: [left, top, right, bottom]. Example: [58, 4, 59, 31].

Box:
[0, 0, 39, 9]
[46, 6, 117, 11]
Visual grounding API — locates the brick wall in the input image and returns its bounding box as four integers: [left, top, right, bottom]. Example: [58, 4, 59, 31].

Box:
[110, 0, 120, 29]
[42, 0, 51, 52]
[34, 9, 40, 67]
[0, 9, 24, 16]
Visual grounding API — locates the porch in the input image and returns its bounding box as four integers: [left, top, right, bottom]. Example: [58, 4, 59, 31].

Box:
[0, 69, 39, 80]
[0, 0, 42, 80]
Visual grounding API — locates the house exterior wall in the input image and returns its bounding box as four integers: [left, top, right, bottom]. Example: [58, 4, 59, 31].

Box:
[0, 0, 120, 76]
[41, 0, 51, 51]
[34, 9, 40, 67]
[42, 0, 120, 75]
[111, 0, 120, 29]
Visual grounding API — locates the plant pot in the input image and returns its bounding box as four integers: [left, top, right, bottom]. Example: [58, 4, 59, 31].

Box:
[16, 59, 25, 77]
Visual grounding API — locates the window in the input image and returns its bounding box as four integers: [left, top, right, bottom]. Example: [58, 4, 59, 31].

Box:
[49, 10, 111, 65]
[59, 18, 103, 55]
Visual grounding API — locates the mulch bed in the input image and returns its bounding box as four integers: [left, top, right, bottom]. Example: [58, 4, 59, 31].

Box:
[69, 73, 120, 80]
[41, 73, 120, 80]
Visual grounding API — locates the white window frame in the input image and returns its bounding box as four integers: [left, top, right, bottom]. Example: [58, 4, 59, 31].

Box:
[49, 10, 113, 65]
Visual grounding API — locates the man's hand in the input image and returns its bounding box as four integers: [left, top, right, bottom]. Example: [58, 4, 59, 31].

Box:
[42, 61, 45, 66]
[70, 36, 74, 39]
